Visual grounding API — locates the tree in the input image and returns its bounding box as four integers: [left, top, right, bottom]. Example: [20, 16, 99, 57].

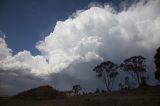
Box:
[118, 83, 124, 90]
[95, 88, 100, 94]
[139, 76, 149, 87]
[119, 76, 135, 90]
[154, 47, 160, 81]
[93, 61, 118, 92]
[124, 76, 135, 89]
[120, 56, 146, 86]
[72, 85, 81, 95]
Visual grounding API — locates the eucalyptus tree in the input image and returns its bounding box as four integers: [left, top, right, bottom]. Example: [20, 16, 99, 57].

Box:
[120, 56, 147, 86]
[154, 47, 160, 82]
[93, 61, 118, 92]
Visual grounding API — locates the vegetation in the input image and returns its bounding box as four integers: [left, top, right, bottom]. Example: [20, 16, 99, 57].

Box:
[154, 47, 160, 81]
[72, 85, 81, 95]
[1, 46, 160, 106]
[120, 56, 147, 87]
[1, 85, 160, 106]
[118, 76, 135, 90]
[95, 88, 100, 94]
[12, 85, 66, 100]
[93, 61, 118, 92]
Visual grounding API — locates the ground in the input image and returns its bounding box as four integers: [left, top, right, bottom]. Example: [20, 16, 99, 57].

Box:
[0, 85, 160, 106]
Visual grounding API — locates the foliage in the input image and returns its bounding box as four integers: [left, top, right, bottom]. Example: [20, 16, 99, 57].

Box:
[125, 76, 136, 89]
[95, 88, 100, 94]
[119, 76, 135, 90]
[72, 85, 82, 95]
[118, 83, 124, 90]
[93, 61, 118, 92]
[154, 47, 160, 81]
[120, 56, 147, 86]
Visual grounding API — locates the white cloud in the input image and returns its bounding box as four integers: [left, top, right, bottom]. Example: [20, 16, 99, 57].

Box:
[0, 50, 51, 75]
[0, 38, 12, 60]
[36, 0, 160, 73]
[0, 0, 160, 94]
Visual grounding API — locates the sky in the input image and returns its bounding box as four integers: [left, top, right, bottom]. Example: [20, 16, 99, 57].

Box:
[0, 0, 160, 96]
[0, 0, 133, 55]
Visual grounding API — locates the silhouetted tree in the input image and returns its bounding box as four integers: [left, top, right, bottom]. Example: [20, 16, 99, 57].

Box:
[101, 89, 105, 93]
[125, 76, 130, 89]
[95, 88, 100, 94]
[93, 61, 118, 92]
[88, 92, 92, 94]
[72, 85, 81, 95]
[82, 92, 86, 95]
[118, 83, 124, 90]
[154, 47, 160, 82]
[119, 76, 135, 90]
[139, 76, 149, 87]
[124, 76, 136, 89]
[120, 56, 146, 87]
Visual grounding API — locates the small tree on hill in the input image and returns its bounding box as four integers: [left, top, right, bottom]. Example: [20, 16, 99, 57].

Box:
[93, 61, 118, 92]
[72, 85, 81, 95]
[154, 47, 160, 82]
[120, 56, 147, 87]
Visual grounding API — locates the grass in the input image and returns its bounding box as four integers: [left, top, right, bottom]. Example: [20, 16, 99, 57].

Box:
[0, 85, 160, 106]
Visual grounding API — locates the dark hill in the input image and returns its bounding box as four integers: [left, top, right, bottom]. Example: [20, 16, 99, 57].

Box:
[12, 85, 66, 100]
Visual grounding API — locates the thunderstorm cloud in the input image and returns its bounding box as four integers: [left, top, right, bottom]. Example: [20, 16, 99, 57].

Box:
[0, 0, 160, 95]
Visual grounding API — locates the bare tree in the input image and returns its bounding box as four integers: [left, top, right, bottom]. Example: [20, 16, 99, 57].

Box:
[93, 61, 118, 92]
[120, 56, 147, 86]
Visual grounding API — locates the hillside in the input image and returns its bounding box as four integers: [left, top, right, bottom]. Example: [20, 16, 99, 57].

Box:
[12, 85, 66, 100]
[0, 85, 160, 106]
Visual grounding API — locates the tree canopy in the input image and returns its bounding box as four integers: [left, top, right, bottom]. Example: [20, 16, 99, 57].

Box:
[93, 61, 118, 92]
[72, 85, 81, 95]
[154, 47, 160, 81]
[120, 56, 146, 86]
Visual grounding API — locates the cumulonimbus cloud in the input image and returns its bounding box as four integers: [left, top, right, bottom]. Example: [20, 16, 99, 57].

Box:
[1, 0, 160, 75]
[0, 37, 12, 60]
[0, 0, 160, 95]
[36, 0, 160, 73]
